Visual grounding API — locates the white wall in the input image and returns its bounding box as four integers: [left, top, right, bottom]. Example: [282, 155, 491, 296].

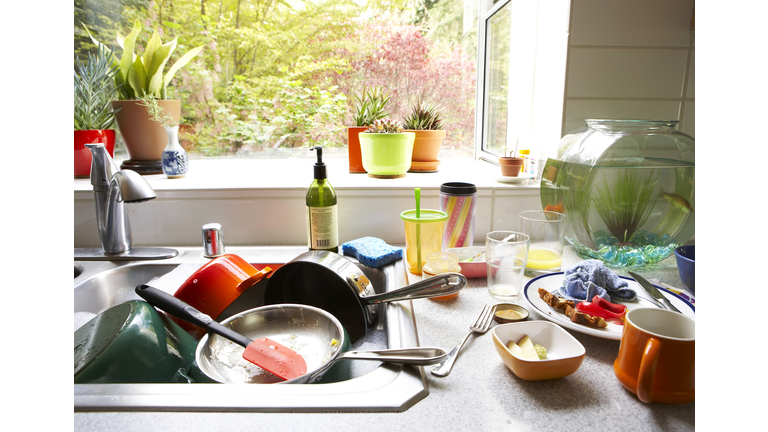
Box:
[562, 0, 695, 137]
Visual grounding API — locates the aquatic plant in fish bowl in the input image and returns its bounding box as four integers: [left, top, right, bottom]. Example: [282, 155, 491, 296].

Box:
[539, 119, 695, 267]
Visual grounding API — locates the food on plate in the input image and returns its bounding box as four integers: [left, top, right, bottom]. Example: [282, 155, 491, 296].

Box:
[575, 300, 626, 321]
[538, 288, 574, 312]
[506, 335, 547, 361]
[565, 305, 608, 329]
[539, 288, 608, 329]
[592, 296, 627, 315]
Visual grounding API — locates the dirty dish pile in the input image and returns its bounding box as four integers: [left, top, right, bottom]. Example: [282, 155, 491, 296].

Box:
[196, 304, 448, 384]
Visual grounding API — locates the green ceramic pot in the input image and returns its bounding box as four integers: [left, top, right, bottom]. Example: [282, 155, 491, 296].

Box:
[74, 300, 207, 384]
[359, 132, 415, 178]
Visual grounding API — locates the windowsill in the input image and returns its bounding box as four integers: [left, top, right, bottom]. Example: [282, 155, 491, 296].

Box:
[74, 158, 541, 196]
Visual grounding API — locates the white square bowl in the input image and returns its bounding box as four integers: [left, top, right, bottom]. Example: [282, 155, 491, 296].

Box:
[492, 320, 585, 381]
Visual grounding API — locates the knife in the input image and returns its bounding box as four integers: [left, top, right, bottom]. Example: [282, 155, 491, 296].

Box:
[627, 271, 681, 313]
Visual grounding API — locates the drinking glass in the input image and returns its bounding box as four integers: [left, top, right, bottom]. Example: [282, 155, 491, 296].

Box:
[485, 231, 529, 301]
[519, 210, 566, 275]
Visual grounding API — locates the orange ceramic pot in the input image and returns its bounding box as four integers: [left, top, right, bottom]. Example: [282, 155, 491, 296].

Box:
[613, 308, 695, 404]
[499, 157, 524, 177]
[407, 129, 446, 172]
[112, 100, 180, 165]
[347, 126, 368, 173]
[172, 254, 273, 339]
[74, 130, 115, 178]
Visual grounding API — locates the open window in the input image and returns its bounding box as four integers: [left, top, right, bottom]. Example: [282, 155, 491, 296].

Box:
[474, 0, 570, 164]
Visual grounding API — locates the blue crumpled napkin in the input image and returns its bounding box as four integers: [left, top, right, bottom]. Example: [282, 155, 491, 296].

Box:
[553, 260, 637, 303]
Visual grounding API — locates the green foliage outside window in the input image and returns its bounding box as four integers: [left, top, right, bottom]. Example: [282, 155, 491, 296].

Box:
[74, 0, 478, 158]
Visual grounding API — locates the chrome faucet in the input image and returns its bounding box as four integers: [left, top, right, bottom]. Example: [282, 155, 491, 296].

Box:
[74, 143, 177, 261]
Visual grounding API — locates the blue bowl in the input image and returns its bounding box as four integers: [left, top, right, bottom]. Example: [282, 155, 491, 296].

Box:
[674, 245, 695, 294]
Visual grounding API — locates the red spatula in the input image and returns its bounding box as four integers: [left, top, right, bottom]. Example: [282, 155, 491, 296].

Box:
[136, 284, 307, 381]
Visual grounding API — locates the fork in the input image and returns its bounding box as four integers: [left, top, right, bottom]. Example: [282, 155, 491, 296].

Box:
[431, 304, 495, 377]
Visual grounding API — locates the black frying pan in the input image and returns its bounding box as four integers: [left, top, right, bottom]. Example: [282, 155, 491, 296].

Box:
[264, 250, 465, 341]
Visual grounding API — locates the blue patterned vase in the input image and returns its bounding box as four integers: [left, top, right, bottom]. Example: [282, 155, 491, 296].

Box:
[162, 125, 188, 178]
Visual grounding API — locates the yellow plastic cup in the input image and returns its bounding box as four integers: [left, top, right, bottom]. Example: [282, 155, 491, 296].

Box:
[400, 209, 447, 275]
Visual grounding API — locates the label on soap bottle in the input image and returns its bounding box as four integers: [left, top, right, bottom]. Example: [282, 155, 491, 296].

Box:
[306, 205, 339, 250]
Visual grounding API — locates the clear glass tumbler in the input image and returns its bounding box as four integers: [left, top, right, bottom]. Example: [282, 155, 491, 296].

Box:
[485, 231, 530, 301]
[519, 210, 567, 275]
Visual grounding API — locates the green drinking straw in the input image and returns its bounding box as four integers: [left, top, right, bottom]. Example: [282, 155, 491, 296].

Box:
[415, 188, 422, 273]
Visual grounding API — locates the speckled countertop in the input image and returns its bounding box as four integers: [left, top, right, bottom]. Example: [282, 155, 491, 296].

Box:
[74, 246, 694, 431]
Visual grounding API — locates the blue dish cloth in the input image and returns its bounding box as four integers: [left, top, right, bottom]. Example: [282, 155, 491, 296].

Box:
[555, 259, 637, 302]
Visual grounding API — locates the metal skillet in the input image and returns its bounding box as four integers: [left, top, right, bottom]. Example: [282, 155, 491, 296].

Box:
[195, 303, 448, 384]
[264, 250, 466, 342]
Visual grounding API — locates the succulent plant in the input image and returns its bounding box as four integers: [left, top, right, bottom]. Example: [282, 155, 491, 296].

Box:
[402, 98, 444, 130]
[74, 46, 123, 130]
[365, 119, 404, 134]
[83, 20, 203, 100]
[352, 86, 391, 126]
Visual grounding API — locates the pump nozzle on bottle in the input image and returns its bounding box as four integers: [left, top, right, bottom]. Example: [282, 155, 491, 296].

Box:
[311, 146, 327, 180]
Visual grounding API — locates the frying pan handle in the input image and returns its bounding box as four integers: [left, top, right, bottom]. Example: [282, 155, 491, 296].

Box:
[337, 347, 448, 365]
[135, 284, 252, 348]
[363, 273, 466, 304]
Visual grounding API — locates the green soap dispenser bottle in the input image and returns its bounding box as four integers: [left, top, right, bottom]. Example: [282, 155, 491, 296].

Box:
[306, 146, 339, 252]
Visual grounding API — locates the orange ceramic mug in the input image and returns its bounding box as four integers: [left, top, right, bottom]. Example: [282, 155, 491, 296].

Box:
[613, 308, 695, 404]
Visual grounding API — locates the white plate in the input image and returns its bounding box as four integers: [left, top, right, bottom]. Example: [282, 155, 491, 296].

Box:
[497, 174, 533, 184]
[523, 273, 696, 340]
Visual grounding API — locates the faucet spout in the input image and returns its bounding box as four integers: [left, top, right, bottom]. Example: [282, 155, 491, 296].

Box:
[86, 144, 156, 254]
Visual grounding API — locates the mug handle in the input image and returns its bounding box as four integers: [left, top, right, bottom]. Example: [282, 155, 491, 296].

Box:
[637, 337, 662, 403]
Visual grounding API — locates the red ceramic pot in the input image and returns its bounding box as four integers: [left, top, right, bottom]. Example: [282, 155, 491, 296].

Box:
[74, 130, 115, 178]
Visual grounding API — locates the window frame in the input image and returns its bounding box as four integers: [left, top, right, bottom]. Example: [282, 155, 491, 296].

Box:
[473, 0, 571, 164]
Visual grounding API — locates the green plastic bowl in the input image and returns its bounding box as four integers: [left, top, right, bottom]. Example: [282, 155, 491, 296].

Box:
[74, 300, 206, 384]
[359, 132, 415, 177]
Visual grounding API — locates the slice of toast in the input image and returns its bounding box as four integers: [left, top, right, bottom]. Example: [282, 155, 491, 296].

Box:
[538, 288, 575, 312]
[565, 305, 608, 329]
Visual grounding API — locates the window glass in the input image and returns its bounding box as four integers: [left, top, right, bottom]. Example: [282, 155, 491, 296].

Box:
[480, 4, 511, 158]
[74, 0, 479, 161]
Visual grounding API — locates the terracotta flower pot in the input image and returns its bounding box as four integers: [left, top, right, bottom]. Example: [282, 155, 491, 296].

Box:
[112, 100, 181, 174]
[407, 129, 446, 172]
[347, 126, 368, 173]
[499, 157, 524, 177]
[74, 130, 115, 178]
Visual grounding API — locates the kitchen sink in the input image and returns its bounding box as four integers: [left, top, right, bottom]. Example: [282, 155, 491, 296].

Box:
[74, 246, 428, 412]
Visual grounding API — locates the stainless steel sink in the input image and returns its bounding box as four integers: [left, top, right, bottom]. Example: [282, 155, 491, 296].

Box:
[74, 246, 428, 412]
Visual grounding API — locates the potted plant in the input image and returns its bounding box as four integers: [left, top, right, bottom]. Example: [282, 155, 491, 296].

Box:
[74, 47, 123, 178]
[137, 94, 188, 178]
[499, 141, 524, 177]
[84, 20, 202, 174]
[358, 119, 415, 178]
[348, 86, 391, 173]
[402, 98, 446, 172]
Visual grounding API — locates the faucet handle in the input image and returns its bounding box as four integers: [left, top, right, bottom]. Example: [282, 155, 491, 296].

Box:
[86, 143, 120, 190]
[202, 223, 226, 258]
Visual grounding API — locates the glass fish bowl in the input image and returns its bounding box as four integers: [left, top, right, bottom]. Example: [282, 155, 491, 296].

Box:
[540, 120, 694, 267]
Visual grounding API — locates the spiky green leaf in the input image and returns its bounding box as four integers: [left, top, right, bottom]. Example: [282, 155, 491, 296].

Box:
[120, 20, 142, 86]
[147, 38, 177, 97]
[163, 45, 203, 89]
